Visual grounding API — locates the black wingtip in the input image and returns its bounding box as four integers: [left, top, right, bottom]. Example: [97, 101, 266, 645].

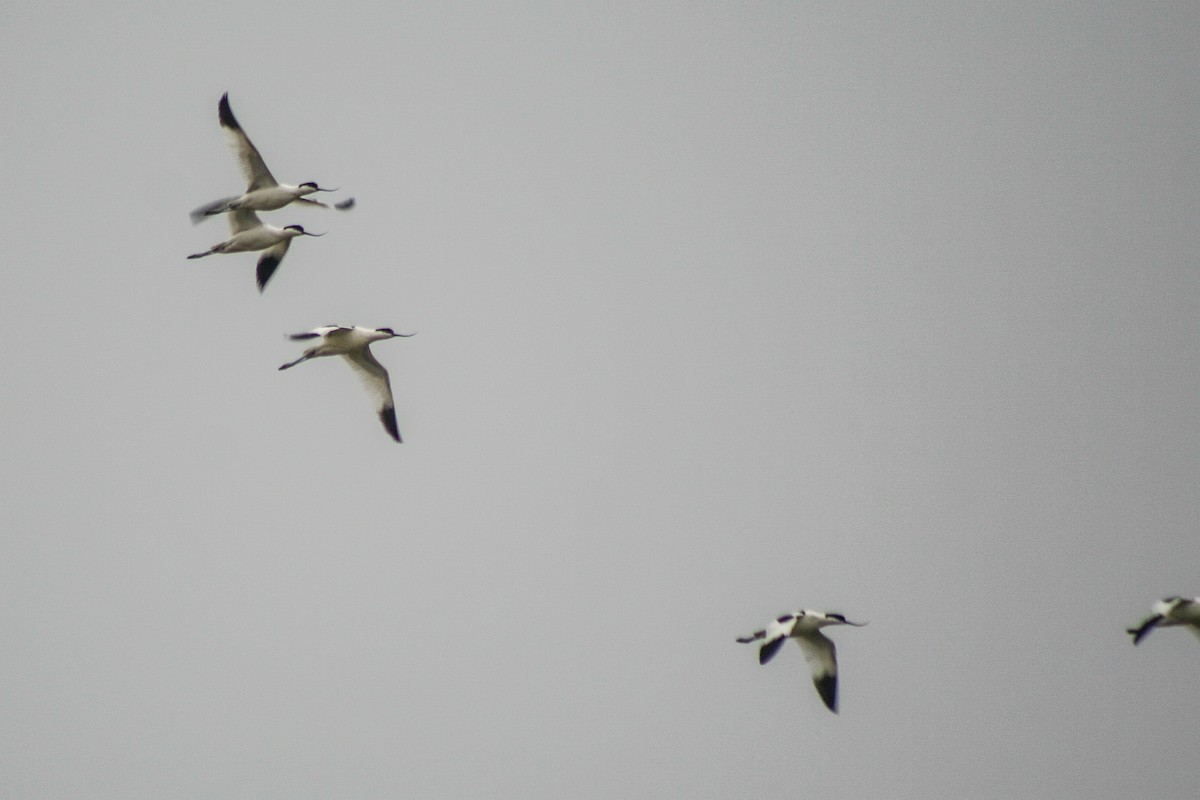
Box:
[334, 197, 356, 211]
[380, 406, 402, 443]
[218, 92, 239, 130]
[1129, 615, 1163, 646]
[813, 674, 838, 713]
[758, 637, 786, 665]
[256, 253, 282, 293]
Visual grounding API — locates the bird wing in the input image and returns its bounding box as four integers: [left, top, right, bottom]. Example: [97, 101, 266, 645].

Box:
[758, 636, 788, 665]
[228, 207, 262, 235]
[218, 93, 278, 191]
[1127, 614, 1163, 646]
[293, 196, 332, 209]
[256, 239, 291, 293]
[796, 632, 839, 713]
[190, 195, 239, 224]
[288, 326, 350, 341]
[343, 346, 401, 442]
[736, 629, 766, 644]
[755, 616, 797, 665]
[290, 196, 356, 211]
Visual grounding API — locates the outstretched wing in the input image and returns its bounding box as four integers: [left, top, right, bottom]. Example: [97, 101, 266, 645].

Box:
[1127, 614, 1163, 646]
[256, 239, 291, 293]
[758, 636, 787, 666]
[291, 196, 356, 211]
[190, 195, 240, 224]
[343, 346, 401, 442]
[287, 326, 350, 341]
[219, 93, 278, 191]
[796, 632, 839, 713]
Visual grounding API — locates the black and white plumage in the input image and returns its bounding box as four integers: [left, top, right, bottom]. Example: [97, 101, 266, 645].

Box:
[190, 93, 354, 223]
[1127, 596, 1200, 646]
[278, 326, 415, 442]
[186, 208, 322, 292]
[737, 609, 866, 713]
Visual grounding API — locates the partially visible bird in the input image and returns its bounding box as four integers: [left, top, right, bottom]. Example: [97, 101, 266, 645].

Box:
[1127, 596, 1200, 646]
[190, 92, 353, 223]
[186, 208, 322, 292]
[279, 326, 415, 443]
[737, 609, 866, 713]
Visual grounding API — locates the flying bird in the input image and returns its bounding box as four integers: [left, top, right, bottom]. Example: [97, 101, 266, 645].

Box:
[186, 208, 322, 292]
[191, 92, 353, 223]
[278, 326, 415, 442]
[1127, 596, 1200, 646]
[737, 609, 866, 713]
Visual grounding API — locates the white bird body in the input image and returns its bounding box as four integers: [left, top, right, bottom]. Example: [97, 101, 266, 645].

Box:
[1128, 596, 1200, 645]
[186, 208, 321, 292]
[191, 93, 352, 223]
[737, 609, 865, 713]
[279, 326, 415, 443]
[222, 184, 324, 213]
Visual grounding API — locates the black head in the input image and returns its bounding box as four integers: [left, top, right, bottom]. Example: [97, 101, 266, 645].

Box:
[300, 181, 320, 191]
[376, 327, 417, 338]
[826, 613, 847, 623]
[283, 225, 324, 237]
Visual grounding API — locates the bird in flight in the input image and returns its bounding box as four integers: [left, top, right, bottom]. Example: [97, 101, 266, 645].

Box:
[279, 325, 415, 442]
[191, 92, 353, 223]
[186, 207, 322, 292]
[1127, 596, 1200, 646]
[738, 609, 866, 713]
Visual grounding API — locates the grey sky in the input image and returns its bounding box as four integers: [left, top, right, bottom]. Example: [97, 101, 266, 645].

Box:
[2, 2, 1198, 798]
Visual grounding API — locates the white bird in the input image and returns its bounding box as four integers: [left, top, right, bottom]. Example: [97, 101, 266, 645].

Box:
[186, 208, 322, 292]
[190, 93, 354, 223]
[279, 326, 415, 443]
[1127, 596, 1200, 646]
[737, 609, 866, 713]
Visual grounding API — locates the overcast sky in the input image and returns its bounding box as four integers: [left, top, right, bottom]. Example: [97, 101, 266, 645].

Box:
[2, 2, 1198, 798]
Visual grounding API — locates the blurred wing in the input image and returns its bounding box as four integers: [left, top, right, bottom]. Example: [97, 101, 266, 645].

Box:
[796, 633, 839, 713]
[343, 346, 401, 442]
[333, 197, 356, 211]
[256, 239, 291, 293]
[288, 326, 350, 341]
[219, 93, 278, 190]
[1128, 614, 1162, 646]
[190, 195, 238, 224]
[736, 629, 766, 644]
